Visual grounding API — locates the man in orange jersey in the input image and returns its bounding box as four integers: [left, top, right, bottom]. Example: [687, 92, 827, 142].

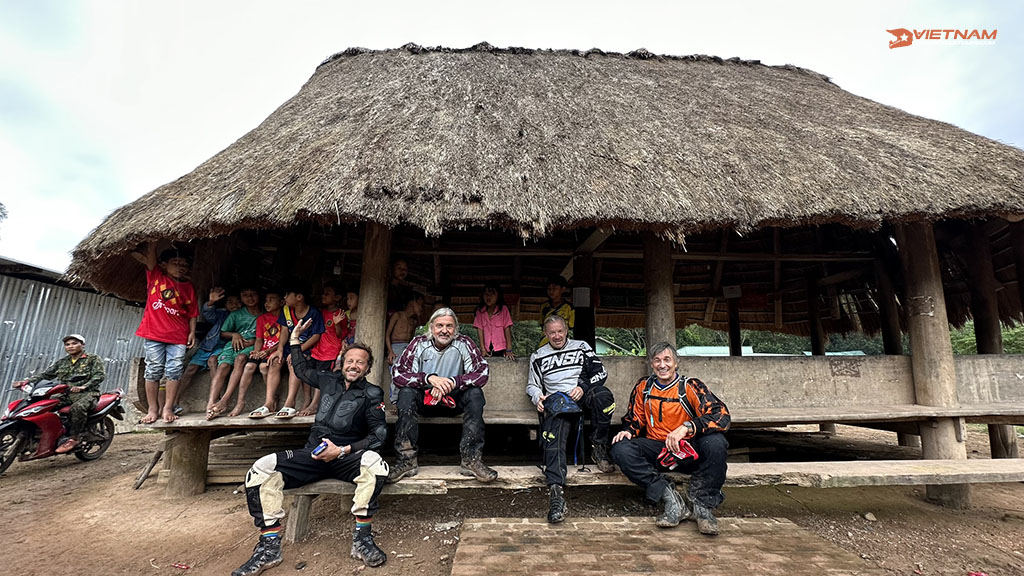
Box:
[610, 342, 730, 535]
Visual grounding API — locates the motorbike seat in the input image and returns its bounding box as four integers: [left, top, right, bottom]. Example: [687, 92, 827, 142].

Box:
[56, 393, 118, 416]
[94, 394, 118, 412]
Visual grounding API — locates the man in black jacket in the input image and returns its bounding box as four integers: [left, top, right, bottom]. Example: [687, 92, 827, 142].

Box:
[233, 318, 389, 576]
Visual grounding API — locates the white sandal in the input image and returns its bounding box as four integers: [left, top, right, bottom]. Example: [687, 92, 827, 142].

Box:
[275, 406, 298, 419]
[248, 406, 273, 419]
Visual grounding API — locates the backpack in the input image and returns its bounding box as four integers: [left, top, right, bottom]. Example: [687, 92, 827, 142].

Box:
[641, 375, 698, 424]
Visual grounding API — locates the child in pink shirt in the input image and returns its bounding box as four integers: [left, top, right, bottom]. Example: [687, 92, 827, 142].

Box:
[473, 283, 515, 359]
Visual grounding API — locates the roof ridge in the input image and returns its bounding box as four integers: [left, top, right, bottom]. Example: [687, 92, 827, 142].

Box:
[317, 42, 832, 83]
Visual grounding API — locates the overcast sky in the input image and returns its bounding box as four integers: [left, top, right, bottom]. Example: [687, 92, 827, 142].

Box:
[0, 0, 1020, 272]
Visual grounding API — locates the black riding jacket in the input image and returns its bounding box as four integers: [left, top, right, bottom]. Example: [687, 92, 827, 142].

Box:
[291, 348, 387, 453]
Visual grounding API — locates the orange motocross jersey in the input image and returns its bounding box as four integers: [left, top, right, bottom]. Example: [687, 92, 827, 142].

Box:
[622, 374, 731, 441]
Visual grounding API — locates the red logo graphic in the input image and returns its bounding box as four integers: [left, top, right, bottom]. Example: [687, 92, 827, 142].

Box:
[888, 28, 997, 49]
[887, 28, 913, 49]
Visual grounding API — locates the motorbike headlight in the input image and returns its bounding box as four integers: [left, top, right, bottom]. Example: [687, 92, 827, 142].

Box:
[16, 405, 44, 417]
[30, 386, 50, 398]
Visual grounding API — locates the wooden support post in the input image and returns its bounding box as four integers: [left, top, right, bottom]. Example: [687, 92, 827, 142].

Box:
[512, 256, 522, 319]
[1013, 222, 1024, 317]
[966, 223, 1019, 459]
[773, 228, 783, 329]
[874, 260, 904, 355]
[727, 298, 742, 356]
[806, 274, 833, 433]
[356, 222, 393, 390]
[165, 430, 211, 497]
[806, 274, 827, 356]
[574, 253, 596, 347]
[285, 494, 319, 543]
[643, 234, 677, 348]
[896, 221, 970, 508]
[877, 252, 914, 445]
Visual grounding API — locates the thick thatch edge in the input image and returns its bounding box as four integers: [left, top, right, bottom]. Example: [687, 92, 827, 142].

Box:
[319, 41, 833, 84]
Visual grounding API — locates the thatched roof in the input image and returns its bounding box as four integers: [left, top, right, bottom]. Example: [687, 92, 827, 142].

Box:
[70, 43, 1024, 300]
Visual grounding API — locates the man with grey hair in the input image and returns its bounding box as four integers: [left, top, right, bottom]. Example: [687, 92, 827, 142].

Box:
[611, 342, 730, 535]
[389, 307, 497, 483]
[528, 314, 615, 523]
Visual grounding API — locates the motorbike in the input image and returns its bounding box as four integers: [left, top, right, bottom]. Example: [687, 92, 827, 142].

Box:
[0, 375, 125, 475]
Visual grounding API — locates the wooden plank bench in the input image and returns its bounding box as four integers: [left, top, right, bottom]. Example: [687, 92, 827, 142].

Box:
[279, 460, 1024, 542]
[135, 354, 1024, 496]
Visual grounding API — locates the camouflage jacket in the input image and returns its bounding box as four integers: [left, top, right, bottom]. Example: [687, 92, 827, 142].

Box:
[27, 353, 106, 395]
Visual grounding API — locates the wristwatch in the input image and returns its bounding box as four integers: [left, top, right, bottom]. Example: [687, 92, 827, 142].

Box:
[684, 421, 696, 436]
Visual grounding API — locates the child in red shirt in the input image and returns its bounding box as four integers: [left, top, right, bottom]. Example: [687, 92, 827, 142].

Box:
[243, 292, 284, 418]
[133, 243, 198, 424]
[311, 281, 347, 374]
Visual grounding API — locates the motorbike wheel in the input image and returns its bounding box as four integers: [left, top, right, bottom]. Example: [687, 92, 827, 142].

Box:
[75, 417, 114, 462]
[0, 428, 27, 475]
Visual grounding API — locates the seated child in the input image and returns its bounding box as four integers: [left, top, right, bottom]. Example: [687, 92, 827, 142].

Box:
[309, 281, 346, 407]
[244, 292, 284, 418]
[176, 288, 239, 413]
[206, 287, 260, 419]
[271, 282, 324, 418]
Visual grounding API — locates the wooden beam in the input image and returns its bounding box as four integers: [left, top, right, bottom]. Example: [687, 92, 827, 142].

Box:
[966, 223, 1019, 459]
[896, 221, 971, 508]
[561, 229, 614, 280]
[356, 223, 392, 389]
[325, 247, 876, 262]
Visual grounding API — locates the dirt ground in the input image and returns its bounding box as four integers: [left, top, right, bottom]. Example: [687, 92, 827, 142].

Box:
[2, 426, 1023, 576]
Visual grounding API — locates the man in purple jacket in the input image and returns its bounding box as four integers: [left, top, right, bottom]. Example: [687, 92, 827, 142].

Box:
[388, 307, 497, 484]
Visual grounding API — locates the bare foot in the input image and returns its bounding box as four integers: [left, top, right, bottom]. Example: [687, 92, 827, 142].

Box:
[161, 411, 179, 423]
[206, 403, 228, 420]
[228, 405, 245, 417]
[140, 412, 159, 424]
[296, 404, 316, 417]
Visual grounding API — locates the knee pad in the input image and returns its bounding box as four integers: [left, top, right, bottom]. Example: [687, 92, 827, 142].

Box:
[360, 450, 390, 477]
[245, 453, 279, 488]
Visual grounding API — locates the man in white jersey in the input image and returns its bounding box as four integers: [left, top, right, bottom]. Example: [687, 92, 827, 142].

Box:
[389, 308, 497, 484]
[527, 315, 616, 523]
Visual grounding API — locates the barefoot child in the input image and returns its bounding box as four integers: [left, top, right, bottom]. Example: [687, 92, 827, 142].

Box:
[385, 291, 423, 399]
[175, 288, 239, 415]
[132, 243, 198, 424]
[306, 281, 346, 415]
[272, 283, 324, 418]
[206, 287, 260, 419]
[245, 292, 284, 418]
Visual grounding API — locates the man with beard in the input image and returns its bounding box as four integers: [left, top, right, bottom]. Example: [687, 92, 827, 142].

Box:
[389, 307, 497, 484]
[232, 318, 389, 575]
[527, 315, 616, 523]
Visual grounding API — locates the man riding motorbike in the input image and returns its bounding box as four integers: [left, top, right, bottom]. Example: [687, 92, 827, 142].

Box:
[13, 334, 106, 453]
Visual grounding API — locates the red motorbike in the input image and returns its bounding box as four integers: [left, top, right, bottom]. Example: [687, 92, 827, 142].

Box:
[0, 376, 125, 475]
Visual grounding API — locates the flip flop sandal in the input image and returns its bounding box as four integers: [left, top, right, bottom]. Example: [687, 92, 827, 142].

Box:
[248, 406, 273, 419]
[275, 407, 298, 419]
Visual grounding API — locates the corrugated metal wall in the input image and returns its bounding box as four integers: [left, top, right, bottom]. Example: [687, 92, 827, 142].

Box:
[0, 275, 143, 407]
